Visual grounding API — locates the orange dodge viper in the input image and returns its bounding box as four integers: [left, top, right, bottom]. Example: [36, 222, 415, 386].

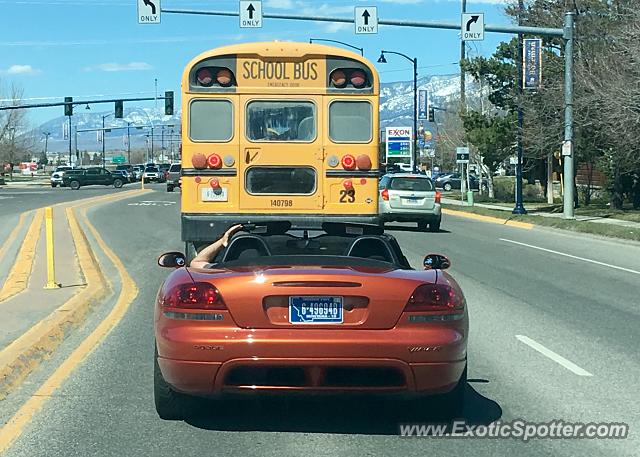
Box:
[154, 222, 468, 420]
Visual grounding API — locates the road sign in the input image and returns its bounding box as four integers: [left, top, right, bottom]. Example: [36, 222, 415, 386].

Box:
[385, 127, 413, 159]
[456, 146, 470, 164]
[462, 13, 484, 41]
[138, 0, 161, 24]
[240, 1, 262, 28]
[355, 7, 378, 34]
[523, 38, 542, 90]
[562, 140, 572, 157]
[112, 156, 126, 164]
[418, 90, 429, 120]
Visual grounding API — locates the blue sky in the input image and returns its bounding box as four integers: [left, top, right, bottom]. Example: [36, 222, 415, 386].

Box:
[1, 0, 512, 127]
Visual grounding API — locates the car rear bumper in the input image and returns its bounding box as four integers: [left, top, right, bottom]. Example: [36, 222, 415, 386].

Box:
[379, 204, 441, 222]
[156, 323, 466, 396]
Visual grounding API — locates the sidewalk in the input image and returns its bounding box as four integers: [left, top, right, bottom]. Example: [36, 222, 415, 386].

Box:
[442, 197, 640, 230]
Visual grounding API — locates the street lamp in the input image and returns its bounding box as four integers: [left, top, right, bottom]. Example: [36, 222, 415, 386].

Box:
[309, 38, 364, 56]
[378, 50, 418, 171]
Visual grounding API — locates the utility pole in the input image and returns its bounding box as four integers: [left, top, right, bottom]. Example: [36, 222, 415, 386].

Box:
[127, 122, 132, 164]
[460, 0, 467, 114]
[513, 0, 527, 214]
[43, 132, 51, 157]
[67, 115, 72, 166]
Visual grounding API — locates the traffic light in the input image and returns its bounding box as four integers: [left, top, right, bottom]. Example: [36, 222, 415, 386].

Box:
[428, 107, 435, 122]
[115, 100, 124, 118]
[165, 91, 174, 115]
[64, 97, 73, 116]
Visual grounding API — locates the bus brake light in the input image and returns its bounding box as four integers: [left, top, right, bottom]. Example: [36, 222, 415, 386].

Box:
[341, 154, 356, 170]
[207, 154, 222, 169]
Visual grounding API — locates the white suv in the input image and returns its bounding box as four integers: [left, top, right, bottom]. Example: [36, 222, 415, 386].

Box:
[50, 166, 74, 188]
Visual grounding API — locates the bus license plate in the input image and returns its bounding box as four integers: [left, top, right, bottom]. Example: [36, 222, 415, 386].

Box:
[289, 296, 343, 324]
[202, 188, 228, 202]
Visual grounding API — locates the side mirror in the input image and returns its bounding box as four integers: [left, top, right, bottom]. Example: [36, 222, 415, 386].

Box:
[158, 252, 186, 268]
[423, 254, 451, 270]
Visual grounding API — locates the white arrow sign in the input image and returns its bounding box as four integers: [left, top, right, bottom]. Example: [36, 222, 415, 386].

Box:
[462, 13, 484, 41]
[138, 0, 161, 24]
[355, 6, 378, 34]
[240, 1, 262, 28]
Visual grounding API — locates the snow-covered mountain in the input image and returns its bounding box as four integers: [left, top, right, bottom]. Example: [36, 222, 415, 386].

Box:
[35, 74, 473, 152]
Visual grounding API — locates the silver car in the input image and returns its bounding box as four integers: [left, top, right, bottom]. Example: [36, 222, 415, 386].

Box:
[378, 173, 442, 231]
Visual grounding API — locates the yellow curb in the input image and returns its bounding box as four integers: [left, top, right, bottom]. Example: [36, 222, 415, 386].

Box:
[0, 212, 29, 266]
[0, 196, 141, 452]
[0, 209, 44, 302]
[443, 207, 534, 230]
[0, 189, 150, 401]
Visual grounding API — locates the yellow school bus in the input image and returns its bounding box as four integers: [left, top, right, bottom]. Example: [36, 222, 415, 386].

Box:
[180, 42, 380, 251]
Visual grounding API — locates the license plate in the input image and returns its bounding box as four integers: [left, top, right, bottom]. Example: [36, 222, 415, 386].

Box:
[289, 296, 343, 324]
[404, 198, 421, 205]
[202, 187, 228, 202]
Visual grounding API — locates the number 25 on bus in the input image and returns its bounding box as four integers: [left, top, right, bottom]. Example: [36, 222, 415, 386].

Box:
[180, 42, 380, 250]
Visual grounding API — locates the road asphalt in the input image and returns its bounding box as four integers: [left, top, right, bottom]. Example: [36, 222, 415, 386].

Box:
[1, 186, 639, 456]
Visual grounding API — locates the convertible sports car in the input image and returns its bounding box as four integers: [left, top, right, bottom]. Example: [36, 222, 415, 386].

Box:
[154, 222, 468, 420]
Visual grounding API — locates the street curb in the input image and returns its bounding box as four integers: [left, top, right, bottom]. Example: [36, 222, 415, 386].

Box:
[443, 207, 535, 229]
[0, 189, 150, 401]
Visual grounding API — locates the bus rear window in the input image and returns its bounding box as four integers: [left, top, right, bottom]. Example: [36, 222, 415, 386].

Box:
[246, 167, 316, 194]
[246, 101, 316, 142]
[329, 101, 372, 143]
[189, 100, 233, 142]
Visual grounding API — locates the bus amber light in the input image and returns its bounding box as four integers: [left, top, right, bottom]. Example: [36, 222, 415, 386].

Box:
[207, 154, 222, 169]
[341, 154, 356, 170]
[356, 154, 372, 171]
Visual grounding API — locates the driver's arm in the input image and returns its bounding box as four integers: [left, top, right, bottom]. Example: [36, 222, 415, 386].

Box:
[189, 224, 243, 269]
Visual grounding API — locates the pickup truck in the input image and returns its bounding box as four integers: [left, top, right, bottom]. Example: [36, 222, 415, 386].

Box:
[62, 168, 126, 190]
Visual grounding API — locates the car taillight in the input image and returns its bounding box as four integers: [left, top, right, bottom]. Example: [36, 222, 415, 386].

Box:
[165, 282, 226, 310]
[341, 154, 356, 170]
[435, 191, 441, 204]
[381, 188, 389, 201]
[404, 284, 464, 312]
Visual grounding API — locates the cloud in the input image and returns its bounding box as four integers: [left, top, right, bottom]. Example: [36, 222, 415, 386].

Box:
[2, 64, 41, 75]
[265, 0, 297, 8]
[84, 62, 153, 72]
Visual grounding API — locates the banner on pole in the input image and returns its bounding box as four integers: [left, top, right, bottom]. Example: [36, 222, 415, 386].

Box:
[523, 38, 542, 90]
[418, 90, 429, 120]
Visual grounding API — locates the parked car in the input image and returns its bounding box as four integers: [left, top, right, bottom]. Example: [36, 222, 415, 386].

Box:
[166, 163, 181, 192]
[435, 173, 486, 192]
[143, 166, 164, 183]
[62, 167, 126, 190]
[379, 173, 442, 231]
[50, 166, 74, 188]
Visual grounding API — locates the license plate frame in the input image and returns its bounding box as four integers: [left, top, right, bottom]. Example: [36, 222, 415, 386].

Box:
[201, 187, 228, 202]
[289, 296, 343, 324]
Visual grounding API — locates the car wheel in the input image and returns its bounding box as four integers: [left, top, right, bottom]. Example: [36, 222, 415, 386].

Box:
[113, 179, 123, 189]
[428, 218, 441, 232]
[70, 180, 80, 190]
[442, 364, 466, 420]
[167, 185, 174, 192]
[154, 346, 191, 421]
[443, 183, 452, 191]
[51, 183, 57, 188]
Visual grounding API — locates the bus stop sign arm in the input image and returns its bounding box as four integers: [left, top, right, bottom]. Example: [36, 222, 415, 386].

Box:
[161, 8, 574, 219]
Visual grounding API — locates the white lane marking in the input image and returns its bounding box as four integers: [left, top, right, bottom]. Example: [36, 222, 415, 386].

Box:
[500, 238, 640, 276]
[516, 335, 593, 377]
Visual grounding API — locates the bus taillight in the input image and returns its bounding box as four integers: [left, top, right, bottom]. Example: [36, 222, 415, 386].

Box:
[207, 154, 222, 169]
[341, 154, 356, 170]
[356, 154, 372, 171]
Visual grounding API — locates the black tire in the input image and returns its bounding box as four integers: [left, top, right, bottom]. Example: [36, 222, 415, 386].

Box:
[428, 218, 441, 232]
[167, 185, 174, 192]
[113, 179, 123, 189]
[443, 183, 452, 192]
[442, 364, 466, 420]
[154, 346, 190, 420]
[51, 183, 57, 188]
[69, 180, 80, 190]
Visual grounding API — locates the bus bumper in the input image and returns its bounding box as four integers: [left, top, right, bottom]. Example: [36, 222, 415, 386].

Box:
[182, 213, 381, 241]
